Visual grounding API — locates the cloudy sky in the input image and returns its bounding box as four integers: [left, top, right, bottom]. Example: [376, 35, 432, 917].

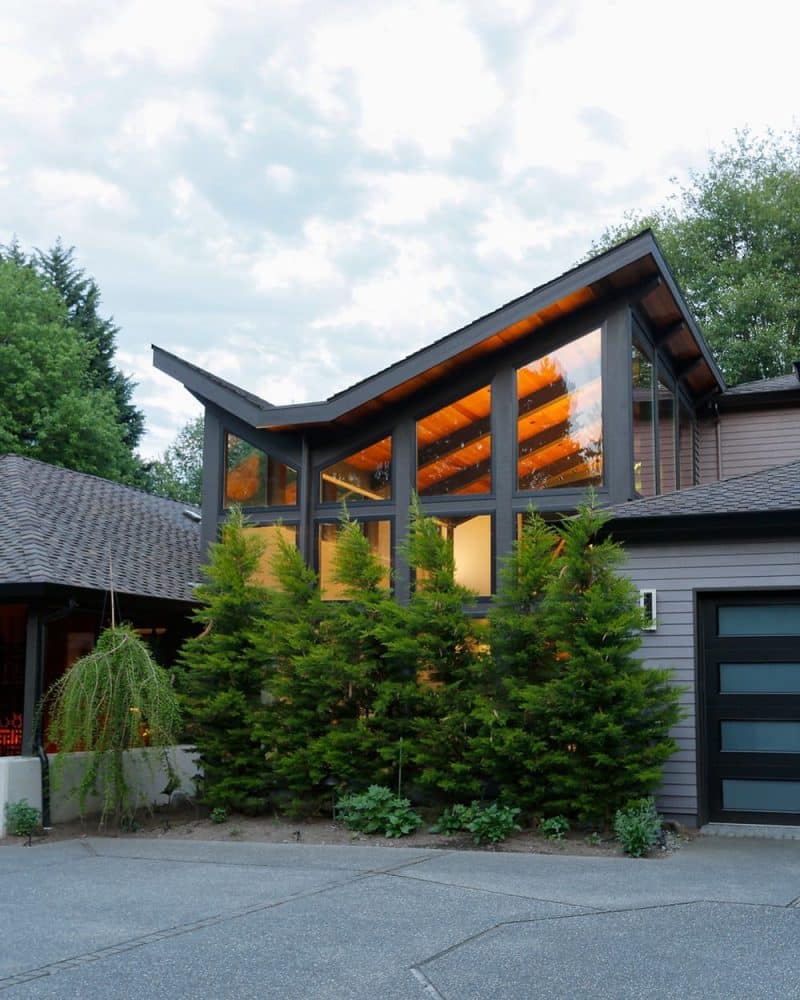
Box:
[2, 0, 797, 458]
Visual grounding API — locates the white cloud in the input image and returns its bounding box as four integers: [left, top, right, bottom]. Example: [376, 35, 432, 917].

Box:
[249, 218, 357, 292]
[314, 235, 467, 337]
[114, 94, 228, 152]
[266, 1, 503, 157]
[358, 170, 475, 226]
[30, 169, 133, 218]
[265, 164, 295, 193]
[82, 0, 219, 72]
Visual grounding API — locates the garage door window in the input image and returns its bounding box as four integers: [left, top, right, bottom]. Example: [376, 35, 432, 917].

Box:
[722, 779, 800, 813]
[718, 605, 800, 636]
[720, 662, 800, 694]
[721, 720, 800, 753]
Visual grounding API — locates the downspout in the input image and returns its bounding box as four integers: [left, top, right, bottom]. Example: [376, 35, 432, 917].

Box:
[712, 400, 722, 481]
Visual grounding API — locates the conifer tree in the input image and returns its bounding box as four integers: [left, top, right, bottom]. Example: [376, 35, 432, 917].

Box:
[396, 500, 486, 801]
[178, 508, 271, 814]
[484, 509, 559, 808]
[521, 500, 682, 823]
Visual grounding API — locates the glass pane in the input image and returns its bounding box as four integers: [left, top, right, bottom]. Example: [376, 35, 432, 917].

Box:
[721, 663, 800, 694]
[241, 524, 297, 590]
[658, 376, 676, 493]
[718, 605, 800, 636]
[517, 329, 602, 490]
[632, 345, 655, 497]
[722, 779, 800, 813]
[433, 514, 492, 597]
[721, 721, 800, 753]
[417, 385, 491, 496]
[678, 406, 694, 489]
[318, 521, 391, 600]
[225, 433, 297, 508]
[320, 436, 392, 502]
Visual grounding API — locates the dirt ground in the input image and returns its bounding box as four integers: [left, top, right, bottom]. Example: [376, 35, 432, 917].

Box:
[2, 803, 689, 857]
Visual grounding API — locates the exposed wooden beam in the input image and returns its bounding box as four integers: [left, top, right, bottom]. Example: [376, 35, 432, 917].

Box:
[654, 320, 685, 347]
[674, 356, 705, 381]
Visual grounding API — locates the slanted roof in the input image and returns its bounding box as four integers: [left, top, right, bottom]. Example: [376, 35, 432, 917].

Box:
[154, 229, 725, 433]
[0, 455, 200, 602]
[606, 459, 800, 535]
[719, 369, 800, 409]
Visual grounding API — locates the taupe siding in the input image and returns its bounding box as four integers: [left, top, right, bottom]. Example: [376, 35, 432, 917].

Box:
[697, 407, 800, 484]
[621, 538, 800, 823]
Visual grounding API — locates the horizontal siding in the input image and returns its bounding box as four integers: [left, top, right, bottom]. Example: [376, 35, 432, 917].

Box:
[621, 537, 800, 823]
[696, 417, 719, 485]
[720, 408, 800, 478]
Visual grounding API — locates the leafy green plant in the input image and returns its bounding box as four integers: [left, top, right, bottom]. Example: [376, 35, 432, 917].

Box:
[45, 624, 181, 830]
[585, 831, 603, 847]
[614, 798, 663, 857]
[5, 799, 41, 843]
[539, 815, 570, 841]
[336, 785, 423, 838]
[465, 803, 521, 845]
[429, 803, 478, 835]
[210, 806, 229, 824]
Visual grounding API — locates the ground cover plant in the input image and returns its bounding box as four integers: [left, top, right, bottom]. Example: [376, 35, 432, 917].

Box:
[5, 799, 40, 844]
[336, 786, 423, 838]
[614, 797, 663, 857]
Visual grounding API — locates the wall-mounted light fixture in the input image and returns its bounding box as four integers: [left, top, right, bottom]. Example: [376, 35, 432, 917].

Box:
[639, 589, 657, 631]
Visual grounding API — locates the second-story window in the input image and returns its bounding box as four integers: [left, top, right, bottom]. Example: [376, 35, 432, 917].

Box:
[224, 433, 298, 508]
[320, 436, 392, 503]
[416, 385, 492, 496]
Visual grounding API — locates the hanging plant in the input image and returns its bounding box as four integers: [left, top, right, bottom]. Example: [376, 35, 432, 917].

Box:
[44, 624, 182, 829]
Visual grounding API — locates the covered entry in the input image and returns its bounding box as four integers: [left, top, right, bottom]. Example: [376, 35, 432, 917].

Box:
[700, 593, 800, 824]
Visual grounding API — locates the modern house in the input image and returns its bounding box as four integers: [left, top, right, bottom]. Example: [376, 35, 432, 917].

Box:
[0, 455, 200, 760]
[155, 230, 800, 830]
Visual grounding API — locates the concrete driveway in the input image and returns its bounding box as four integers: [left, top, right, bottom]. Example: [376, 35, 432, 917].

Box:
[2, 835, 800, 998]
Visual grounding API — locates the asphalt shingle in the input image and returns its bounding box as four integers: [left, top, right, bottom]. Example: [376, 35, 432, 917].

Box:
[608, 459, 800, 521]
[0, 454, 200, 601]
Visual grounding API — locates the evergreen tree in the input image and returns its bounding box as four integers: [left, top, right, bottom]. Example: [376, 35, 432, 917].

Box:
[520, 500, 682, 823]
[177, 508, 272, 814]
[396, 501, 486, 801]
[0, 259, 138, 481]
[484, 509, 560, 808]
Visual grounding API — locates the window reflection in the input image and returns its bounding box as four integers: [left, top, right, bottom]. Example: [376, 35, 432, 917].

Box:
[318, 521, 391, 600]
[417, 385, 492, 496]
[225, 433, 297, 508]
[632, 346, 655, 497]
[320, 437, 392, 502]
[658, 376, 676, 493]
[242, 524, 298, 590]
[517, 329, 602, 490]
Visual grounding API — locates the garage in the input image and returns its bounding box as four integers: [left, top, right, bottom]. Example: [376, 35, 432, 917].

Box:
[699, 593, 800, 824]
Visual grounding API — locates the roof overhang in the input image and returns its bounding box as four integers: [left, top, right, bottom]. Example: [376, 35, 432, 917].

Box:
[154, 230, 725, 433]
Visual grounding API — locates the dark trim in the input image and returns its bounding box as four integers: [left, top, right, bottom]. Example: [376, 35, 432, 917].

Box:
[607, 510, 800, 543]
[717, 389, 800, 412]
[21, 608, 41, 756]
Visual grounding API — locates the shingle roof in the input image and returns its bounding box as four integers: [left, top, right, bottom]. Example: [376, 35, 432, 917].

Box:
[722, 372, 800, 396]
[0, 455, 200, 601]
[608, 459, 800, 521]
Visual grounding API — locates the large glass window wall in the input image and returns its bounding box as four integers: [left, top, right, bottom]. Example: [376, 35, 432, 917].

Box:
[632, 345, 656, 497]
[241, 524, 298, 590]
[318, 520, 392, 600]
[225, 433, 297, 508]
[320, 436, 392, 503]
[416, 385, 492, 496]
[516, 328, 602, 491]
[658, 376, 677, 493]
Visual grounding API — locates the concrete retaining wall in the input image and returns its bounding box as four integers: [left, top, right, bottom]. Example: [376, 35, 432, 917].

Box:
[0, 746, 199, 837]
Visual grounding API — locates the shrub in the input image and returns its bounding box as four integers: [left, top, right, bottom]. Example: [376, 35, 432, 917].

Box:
[430, 803, 478, 835]
[210, 806, 229, 824]
[614, 797, 662, 857]
[465, 803, 521, 845]
[5, 799, 40, 842]
[539, 815, 570, 841]
[336, 786, 423, 838]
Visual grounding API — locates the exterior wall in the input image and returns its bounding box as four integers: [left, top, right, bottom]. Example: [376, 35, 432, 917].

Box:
[621, 536, 800, 825]
[698, 406, 800, 484]
[0, 746, 199, 836]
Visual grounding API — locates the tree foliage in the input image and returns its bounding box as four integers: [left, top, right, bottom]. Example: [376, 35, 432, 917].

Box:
[45, 625, 181, 829]
[177, 508, 273, 813]
[590, 129, 800, 384]
[149, 415, 204, 505]
[0, 258, 142, 481]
